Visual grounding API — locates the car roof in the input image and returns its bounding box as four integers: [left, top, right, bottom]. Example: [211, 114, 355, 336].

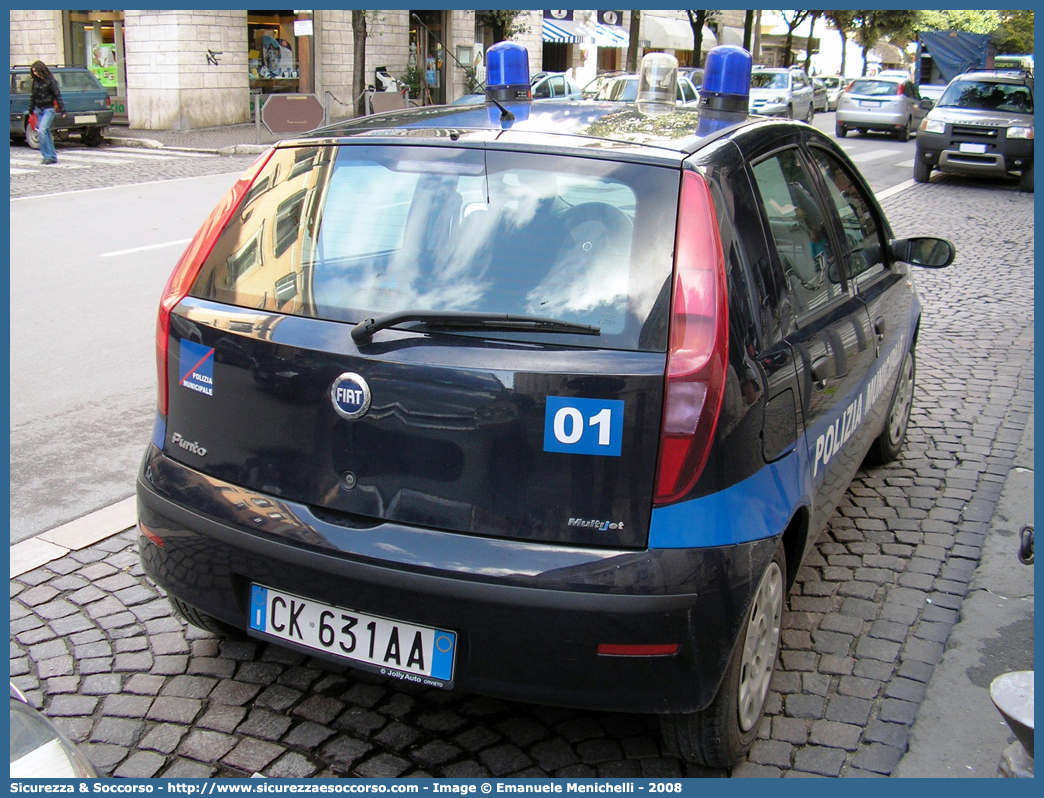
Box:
[279, 99, 789, 163]
[956, 69, 1032, 85]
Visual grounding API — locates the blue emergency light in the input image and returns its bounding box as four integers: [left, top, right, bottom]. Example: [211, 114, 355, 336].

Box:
[699, 45, 752, 114]
[486, 41, 531, 102]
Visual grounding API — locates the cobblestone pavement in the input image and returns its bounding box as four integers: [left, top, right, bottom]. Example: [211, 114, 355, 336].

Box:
[10, 179, 1034, 778]
[9, 138, 258, 199]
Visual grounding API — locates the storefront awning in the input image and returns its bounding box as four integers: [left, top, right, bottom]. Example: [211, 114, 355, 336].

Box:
[589, 23, 629, 49]
[542, 18, 588, 44]
[719, 26, 745, 47]
[642, 15, 716, 52]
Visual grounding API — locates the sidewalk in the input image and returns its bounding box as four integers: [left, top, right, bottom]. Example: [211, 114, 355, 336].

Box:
[106, 119, 352, 155]
[895, 410, 1034, 777]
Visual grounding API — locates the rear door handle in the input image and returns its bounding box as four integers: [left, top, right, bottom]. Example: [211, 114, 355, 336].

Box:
[874, 318, 886, 342]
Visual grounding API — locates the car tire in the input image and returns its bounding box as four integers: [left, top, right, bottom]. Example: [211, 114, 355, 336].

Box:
[866, 349, 915, 465]
[660, 543, 785, 767]
[25, 122, 40, 150]
[913, 154, 931, 183]
[805, 102, 814, 124]
[835, 122, 847, 138]
[81, 127, 103, 147]
[169, 596, 243, 637]
[896, 118, 911, 142]
[785, 104, 794, 120]
[1019, 164, 1033, 193]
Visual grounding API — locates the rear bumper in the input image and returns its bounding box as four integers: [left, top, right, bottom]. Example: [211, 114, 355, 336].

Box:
[836, 108, 907, 128]
[137, 446, 778, 714]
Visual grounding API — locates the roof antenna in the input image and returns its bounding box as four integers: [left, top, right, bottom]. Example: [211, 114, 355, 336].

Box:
[410, 12, 514, 122]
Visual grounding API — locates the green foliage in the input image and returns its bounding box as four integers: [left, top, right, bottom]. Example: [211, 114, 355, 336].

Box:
[917, 10, 1001, 35]
[993, 10, 1034, 54]
[477, 10, 530, 42]
[401, 65, 423, 100]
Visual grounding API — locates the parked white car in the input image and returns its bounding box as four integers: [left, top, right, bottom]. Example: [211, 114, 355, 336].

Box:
[748, 67, 815, 122]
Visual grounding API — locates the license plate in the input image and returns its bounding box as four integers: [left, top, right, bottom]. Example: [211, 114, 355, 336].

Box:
[73, 114, 97, 124]
[249, 585, 456, 687]
[959, 143, 988, 154]
[859, 100, 880, 107]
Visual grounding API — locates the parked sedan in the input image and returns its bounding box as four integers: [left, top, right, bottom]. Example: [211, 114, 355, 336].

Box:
[835, 76, 932, 141]
[819, 75, 845, 111]
[452, 72, 583, 105]
[812, 77, 829, 112]
[10, 65, 113, 148]
[594, 73, 700, 106]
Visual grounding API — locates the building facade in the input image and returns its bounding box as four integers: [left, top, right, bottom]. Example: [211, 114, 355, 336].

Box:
[10, 9, 485, 130]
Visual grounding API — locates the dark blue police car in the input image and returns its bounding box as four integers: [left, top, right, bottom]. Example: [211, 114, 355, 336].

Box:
[137, 44, 955, 767]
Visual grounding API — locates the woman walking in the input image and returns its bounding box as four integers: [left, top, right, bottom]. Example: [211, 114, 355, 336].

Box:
[29, 61, 66, 165]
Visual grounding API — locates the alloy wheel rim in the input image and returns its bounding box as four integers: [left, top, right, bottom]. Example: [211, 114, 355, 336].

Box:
[737, 561, 784, 731]
[889, 355, 914, 445]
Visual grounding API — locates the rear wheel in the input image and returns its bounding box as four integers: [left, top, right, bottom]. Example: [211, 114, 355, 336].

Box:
[660, 544, 786, 767]
[835, 122, 847, 138]
[913, 155, 931, 183]
[1019, 164, 1033, 193]
[805, 102, 814, 124]
[169, 596, 242, 637]
[81, 127, 103, 147]
[866, 349, 915, 465]
[785, 104, 794, 120]
[896, 118, 911, 142]
[25, 122, 39, 150]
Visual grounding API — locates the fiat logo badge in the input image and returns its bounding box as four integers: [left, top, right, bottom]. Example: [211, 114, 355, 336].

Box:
[330, 372, 371, 420]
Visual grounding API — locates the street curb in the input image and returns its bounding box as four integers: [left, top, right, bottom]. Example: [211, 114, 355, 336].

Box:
[108, 136, 271, 157]
[10, 497, 136, 578]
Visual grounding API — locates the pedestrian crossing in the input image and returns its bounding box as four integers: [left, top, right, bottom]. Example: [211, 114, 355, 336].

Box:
[10, 146, 217, 175]
[836, 144, 916, 171]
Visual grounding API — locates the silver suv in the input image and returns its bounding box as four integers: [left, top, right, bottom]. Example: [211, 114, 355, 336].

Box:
[915, 68, 1034, 191]
[748, 66, 815, 121]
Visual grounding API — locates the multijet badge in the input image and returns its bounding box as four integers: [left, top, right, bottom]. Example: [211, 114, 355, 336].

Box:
[330, 372, 371, 420]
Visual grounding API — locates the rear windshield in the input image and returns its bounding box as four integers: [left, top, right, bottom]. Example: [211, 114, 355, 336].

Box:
[847, 80, 900, 96]
[190, 144, 681, 351]
[751, 72, 789, 89]
[596, 78, 638, 102]
[938, 80, 1033, 113]
[11, 70, 103, 93]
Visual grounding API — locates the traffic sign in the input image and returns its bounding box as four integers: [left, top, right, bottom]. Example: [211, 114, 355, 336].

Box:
[261, 93, 325, 134]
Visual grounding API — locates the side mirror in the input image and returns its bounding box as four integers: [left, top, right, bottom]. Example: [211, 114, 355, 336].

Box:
[889, 237, 956, 268]
[919, 98, 933, 110]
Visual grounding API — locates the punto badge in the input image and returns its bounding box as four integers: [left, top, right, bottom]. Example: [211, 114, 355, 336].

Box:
[330, 372, 371, 419]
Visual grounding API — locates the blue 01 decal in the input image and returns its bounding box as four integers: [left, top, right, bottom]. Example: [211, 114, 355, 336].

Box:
[543, 397, 624, 457]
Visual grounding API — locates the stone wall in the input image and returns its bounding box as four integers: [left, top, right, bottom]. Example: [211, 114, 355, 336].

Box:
[124, 9, 248, 130]
[11, 9, 64, 67]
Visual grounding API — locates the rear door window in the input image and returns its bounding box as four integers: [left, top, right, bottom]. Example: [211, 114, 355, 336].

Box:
[191, 144, 680, 352]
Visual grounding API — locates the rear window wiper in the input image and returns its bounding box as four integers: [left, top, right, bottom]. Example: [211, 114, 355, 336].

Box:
[351, 311, 600, 345]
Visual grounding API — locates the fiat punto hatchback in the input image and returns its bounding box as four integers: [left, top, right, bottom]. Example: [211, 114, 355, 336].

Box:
[137, 45, 954, 767]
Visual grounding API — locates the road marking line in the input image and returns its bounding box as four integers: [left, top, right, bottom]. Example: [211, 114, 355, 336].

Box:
[101, 238, 192, 258]
[10, 167, 36, 175]
[849, 148, 901, 163]
[894, 159, 916, 168]
[71, 151, 175, 162]
[34, 154, 138, 165]
[876, 179, 916, 201]
[8, 161, 91, 170]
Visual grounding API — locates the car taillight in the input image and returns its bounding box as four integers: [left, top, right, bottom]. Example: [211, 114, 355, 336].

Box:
[105, 95, 111, 109]
[155, 148, 274, 416]
[897, 84, 905, 95]
[654, 171, 729, 506]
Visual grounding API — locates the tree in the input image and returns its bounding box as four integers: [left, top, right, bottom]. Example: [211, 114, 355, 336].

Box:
[804, 11, 822, 73]
[780, 11, 811, 67]
[685, 10, 710, 67]
[352, 10, 367, 117]
[824, 10, 856, 76]
[477, 10, 529, 42]
[850, 10, 918, 74]
[626, 10, 641, 72]
[743, 9, 755, 51]
[993, 9, 1034, 54]
[917, 10, 1001, 35]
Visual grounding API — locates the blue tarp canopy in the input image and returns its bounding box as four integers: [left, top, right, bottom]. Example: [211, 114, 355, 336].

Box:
[918, 31, 993, 82]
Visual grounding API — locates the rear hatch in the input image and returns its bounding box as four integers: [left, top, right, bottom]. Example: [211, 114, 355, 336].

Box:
[162, 141, 683, 549]
[843, 78, 904, 112]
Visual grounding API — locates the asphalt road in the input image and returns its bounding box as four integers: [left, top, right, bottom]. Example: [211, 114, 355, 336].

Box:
[9, 168, 253, 543]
